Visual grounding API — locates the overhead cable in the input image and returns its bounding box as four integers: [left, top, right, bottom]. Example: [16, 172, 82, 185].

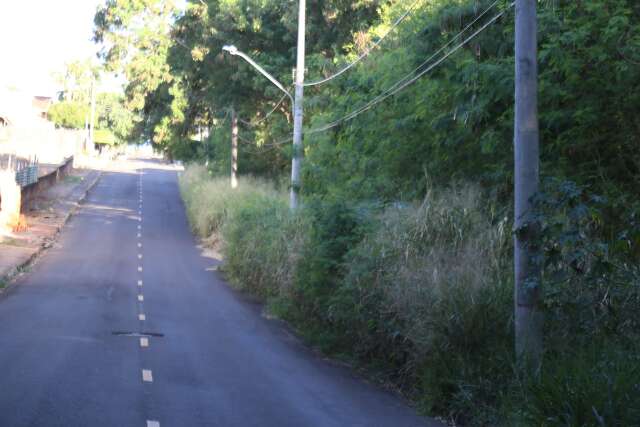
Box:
[303, 0, 423, 87]
[306, 2, 513, 135]
[240, 93, 290, 128]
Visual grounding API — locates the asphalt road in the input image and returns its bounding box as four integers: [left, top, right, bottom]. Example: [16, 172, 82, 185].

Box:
[0, 159, 439, 427]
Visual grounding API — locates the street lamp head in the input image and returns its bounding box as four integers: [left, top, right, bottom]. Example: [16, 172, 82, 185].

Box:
[222, 45, 238, 55]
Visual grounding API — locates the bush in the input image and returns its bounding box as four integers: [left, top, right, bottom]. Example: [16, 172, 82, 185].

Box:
[48, 101, 89, 129]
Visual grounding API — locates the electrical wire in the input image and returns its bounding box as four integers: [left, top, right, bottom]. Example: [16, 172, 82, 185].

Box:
[238, 133, 292, 149]
[306, 2, 513, 135]
[304, 0, 422, 87]
[239, 93, 290, 128]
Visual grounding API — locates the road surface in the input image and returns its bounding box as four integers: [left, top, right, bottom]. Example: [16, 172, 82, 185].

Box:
[0, 159, 437, 427]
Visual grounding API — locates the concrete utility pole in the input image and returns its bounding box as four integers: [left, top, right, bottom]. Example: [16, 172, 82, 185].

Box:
[514, 0, 542, 372]
[231, 108, 239, 189]
[290, 0, 306, 210]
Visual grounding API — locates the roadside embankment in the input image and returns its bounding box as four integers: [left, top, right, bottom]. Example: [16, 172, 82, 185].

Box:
[179, 164, 512, 424]
[179, 164, 640, 426]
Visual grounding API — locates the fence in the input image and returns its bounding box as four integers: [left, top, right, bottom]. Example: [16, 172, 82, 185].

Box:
[0, 154, 39, 187]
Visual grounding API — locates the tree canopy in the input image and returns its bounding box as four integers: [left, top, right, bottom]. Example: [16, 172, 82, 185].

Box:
[93, 0, 639, 201]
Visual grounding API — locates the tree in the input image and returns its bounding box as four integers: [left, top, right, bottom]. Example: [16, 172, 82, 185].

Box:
[48, 101, 89, 129]
[96, 93, 136, 144]
[94, 0, 177, 145]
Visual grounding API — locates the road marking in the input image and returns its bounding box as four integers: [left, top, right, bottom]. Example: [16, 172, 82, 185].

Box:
[138, 225, 142, 230]
[140, 337, 149, 347]
[138, 266, 143, 272]
[142, 369, 153, 382]
[138, 233, 142, 238]
[138, 280, 143, 286]
[147, 421, 160, 427]
[138, 254, 143, 259]
[138, 295, 144, 302]
[138, 243, 142, 248]
[139, 313, 146, 321]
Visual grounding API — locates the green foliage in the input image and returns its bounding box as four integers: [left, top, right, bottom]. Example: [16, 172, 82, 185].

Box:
[94, 0, 177, 145]
[53, 58, 98, 104]
[48, 101, 89, 129]
[96, 93, 136, 144]
[509, 345, 640, 426]
[531, 180, 640, 352]
[93, 129, 117, 145]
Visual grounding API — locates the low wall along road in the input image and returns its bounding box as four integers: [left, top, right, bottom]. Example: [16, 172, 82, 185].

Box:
[0, 156, 74, 232]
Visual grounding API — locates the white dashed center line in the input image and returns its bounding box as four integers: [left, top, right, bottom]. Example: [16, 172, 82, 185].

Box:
[137, 172, 158, 426]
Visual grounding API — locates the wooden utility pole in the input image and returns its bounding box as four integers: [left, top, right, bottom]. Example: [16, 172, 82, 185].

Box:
[290, 0, 306, 209]
[231, 108, 239, 189]
[514, 0, 542, 372]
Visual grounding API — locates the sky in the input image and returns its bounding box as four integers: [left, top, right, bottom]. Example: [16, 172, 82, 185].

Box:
[0, 0, 116, 97]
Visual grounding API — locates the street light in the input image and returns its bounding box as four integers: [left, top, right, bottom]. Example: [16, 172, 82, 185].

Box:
[222, 45, 294, 106]
[222, 40, 306, 210]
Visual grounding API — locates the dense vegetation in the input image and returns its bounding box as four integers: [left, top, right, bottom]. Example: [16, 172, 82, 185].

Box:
[97, 0, 640, 425]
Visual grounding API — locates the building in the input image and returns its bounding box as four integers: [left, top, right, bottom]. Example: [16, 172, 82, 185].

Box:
[32, 96, 53, 120]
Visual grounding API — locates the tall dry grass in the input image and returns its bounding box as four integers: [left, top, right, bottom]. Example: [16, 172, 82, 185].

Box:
[178, 164, 308, 297]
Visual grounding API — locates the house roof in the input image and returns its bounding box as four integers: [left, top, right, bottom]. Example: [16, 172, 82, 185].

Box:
[32, 96, 52, 112]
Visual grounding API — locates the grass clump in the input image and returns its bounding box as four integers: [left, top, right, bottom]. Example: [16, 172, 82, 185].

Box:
[179, 164, 308, 298]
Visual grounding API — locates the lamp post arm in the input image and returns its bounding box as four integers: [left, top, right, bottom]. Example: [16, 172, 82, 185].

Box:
[234, 51, 294, 106]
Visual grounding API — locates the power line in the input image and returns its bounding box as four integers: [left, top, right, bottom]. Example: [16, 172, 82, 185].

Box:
[304, 0, 422, 87]
[238, 133, 292, 149]
[306, 2, 513, 135]
[240, 93, 290, 128]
